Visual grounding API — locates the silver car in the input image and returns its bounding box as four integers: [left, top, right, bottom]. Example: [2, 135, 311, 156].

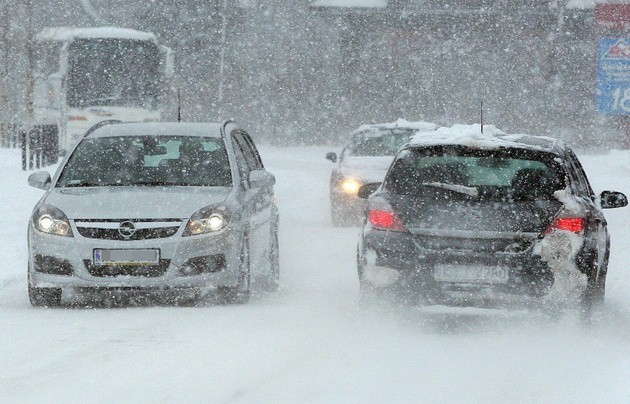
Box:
[27, 121, 279, 306]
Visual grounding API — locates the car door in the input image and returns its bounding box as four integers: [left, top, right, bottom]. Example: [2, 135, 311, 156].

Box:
[231, 130, 273, 274]
[565, 149, 608, 278]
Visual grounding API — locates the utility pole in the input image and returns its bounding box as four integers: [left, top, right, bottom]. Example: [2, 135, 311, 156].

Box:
[217, 0, 228, 116]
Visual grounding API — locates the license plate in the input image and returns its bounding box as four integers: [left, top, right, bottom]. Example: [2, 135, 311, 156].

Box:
[433, 264, 509, 284]
[93, 249, 160, 266]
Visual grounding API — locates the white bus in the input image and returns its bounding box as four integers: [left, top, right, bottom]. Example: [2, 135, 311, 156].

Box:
[33, 27, 174, 155]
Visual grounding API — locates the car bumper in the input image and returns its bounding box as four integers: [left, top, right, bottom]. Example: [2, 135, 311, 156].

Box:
[359, 228, 553, 297]
[28, 224, 242, 291]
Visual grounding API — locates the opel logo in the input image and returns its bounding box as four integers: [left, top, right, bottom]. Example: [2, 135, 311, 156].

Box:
[118, 221, 137, 239]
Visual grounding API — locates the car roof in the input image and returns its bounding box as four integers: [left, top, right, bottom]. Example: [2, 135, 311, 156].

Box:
[407, 124, 566, 156]
[353, 119, 439, 135]
[86, 122, 227, 139]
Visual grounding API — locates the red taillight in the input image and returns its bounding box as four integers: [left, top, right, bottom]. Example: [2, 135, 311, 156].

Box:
[545, 217, 585, 234]
[369, 210, 407, 232]
[67, 115, 88, 121]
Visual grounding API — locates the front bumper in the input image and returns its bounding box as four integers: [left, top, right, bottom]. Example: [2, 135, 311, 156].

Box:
[359, 228, 553, 297]
[28, 223, 242, 291]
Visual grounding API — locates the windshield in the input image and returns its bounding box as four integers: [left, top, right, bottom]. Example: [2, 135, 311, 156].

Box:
[58, 136, 232, 187]
[386, 146, 565, 201]
[345, 129, 415, 158]
[66, 38, 161, 109]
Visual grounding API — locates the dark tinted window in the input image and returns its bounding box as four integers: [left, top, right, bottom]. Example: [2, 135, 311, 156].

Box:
[386, 146, 565, 201]
[66, 38, 161, 109]
[58, 136, 232, 187]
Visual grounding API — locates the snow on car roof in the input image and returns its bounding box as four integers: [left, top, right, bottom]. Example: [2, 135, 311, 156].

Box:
[409, 124, 564, 153]
[310, 0, 387, 8]
[354, 119, 439, 135]
[36, 26, 156, 42]
[87, 122, 225, 139]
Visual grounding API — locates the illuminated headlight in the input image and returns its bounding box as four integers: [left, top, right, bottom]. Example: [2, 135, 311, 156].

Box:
[183, 206, 229, 236]
[32, 205, 73, 237]
[340, 178, 362, 195]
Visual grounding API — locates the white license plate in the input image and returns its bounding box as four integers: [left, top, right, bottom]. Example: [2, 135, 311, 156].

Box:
[94, 249, 160, 266]
[433, 264, 509, 284]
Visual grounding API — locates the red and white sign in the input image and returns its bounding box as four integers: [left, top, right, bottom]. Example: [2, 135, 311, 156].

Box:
[596, 3, 630, 32]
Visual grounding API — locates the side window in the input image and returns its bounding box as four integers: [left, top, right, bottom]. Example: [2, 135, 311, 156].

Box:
[231, 131, 261, 186]
[566, 150, 594, 198]
[241, 132, 264, 170]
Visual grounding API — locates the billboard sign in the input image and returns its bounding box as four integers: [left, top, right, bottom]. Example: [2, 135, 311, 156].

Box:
[597, 37, 630, 115]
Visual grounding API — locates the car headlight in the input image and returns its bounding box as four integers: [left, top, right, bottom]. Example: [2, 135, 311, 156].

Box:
[32, 205, 73, 237]
[183, 206, 229, 236]
[340, 178, 362, 195]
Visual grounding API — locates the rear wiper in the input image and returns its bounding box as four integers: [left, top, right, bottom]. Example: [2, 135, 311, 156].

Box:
[421, 182, 479, 197]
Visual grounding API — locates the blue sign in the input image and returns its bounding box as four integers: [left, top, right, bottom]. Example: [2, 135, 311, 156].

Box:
[597, 37, 630, 115]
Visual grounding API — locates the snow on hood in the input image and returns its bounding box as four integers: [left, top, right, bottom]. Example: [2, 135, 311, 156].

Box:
[340, 156, 393, 183]
[42, 186, 230, 220]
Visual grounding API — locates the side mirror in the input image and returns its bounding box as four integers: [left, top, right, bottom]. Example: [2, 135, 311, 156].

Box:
[326, 152, 337, 163]
[28, 171, 52, 190]
[600, 190, 628, 209]
[249, 170, 276, 189]
[357, 182, 381, 199]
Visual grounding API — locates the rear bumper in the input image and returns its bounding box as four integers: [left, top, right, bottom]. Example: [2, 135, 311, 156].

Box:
[359, 228, 553, 297]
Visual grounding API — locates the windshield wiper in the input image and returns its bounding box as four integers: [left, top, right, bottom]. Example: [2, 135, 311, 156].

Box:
[63, 181, 104, 188]
[421, 182, 479, 197]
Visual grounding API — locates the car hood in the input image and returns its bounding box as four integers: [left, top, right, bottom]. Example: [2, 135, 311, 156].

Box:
[339, 156, 394, 183]
[42, 186, 231, 219]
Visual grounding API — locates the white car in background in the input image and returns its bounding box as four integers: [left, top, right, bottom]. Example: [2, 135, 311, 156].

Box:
[326, 119, 438, 226]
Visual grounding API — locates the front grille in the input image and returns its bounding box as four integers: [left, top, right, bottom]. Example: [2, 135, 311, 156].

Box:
[77, 226, 180, 241]
[75, 219, 182, 241]
[84, 259, 170, 277]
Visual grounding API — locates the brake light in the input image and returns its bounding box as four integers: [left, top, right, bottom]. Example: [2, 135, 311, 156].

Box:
[369, 210, 407, 232]
[545, 217, 585, 235]
[67, 115, 87, 121]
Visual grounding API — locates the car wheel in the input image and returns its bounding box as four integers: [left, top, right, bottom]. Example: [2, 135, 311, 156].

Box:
[580, 251, 607, 316]
[218, 234, 251, 304]
[28, 284, 62, 307]
[258, 227, 280, 292]
[357, 247, 380, 306]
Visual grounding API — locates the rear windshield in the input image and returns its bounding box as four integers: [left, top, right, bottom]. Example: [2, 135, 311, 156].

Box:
[385, 146, 566, 201]
[58, 136, 232, 187]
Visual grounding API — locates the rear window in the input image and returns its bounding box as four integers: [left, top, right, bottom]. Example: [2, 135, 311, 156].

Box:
[58, 136, 232, 187]
[385, 146, 565, 201]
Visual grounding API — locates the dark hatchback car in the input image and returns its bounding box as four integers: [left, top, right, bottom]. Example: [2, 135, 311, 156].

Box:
[357, 125, 627, 309]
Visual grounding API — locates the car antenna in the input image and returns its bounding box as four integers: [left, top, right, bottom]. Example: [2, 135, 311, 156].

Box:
[177, 89, 182, 123]
[480, 101, 484, 134]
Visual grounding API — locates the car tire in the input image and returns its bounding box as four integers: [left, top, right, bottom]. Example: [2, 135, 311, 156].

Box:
[580, 251, 607, 317]
[28, 284, 62, 307]
[258, 227, 280, 292]
[218, 234, 251, 304]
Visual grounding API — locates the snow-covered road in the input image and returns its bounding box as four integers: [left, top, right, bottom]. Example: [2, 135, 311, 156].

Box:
[0, 145, 628, 403]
